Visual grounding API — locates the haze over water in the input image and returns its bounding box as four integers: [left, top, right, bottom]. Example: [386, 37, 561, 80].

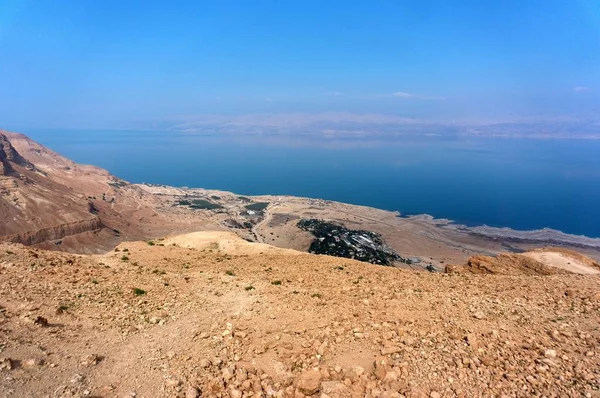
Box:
[26, 129, 600, 238]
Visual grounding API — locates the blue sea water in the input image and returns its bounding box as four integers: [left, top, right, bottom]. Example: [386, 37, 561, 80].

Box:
[22, 129, 600, 238]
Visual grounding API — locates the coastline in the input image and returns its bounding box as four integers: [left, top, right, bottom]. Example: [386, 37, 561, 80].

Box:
[402, 213, 600, 250]
[149, 184, 600, 263]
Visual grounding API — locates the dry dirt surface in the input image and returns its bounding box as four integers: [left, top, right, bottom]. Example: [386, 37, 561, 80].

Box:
[1, 234, 600, 398]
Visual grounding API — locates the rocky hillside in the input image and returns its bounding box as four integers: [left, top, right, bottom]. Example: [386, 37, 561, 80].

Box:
[0, 134, 34, 176]
[1, 234, 599, 397]
[0, 131, 217, 253]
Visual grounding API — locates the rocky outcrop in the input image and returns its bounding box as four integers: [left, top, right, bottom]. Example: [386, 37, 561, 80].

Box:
[2, 217, 104, 246]
[0, 133, 34, 176]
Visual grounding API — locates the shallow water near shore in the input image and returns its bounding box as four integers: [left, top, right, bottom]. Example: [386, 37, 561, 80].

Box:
[24, 129, 600, 238]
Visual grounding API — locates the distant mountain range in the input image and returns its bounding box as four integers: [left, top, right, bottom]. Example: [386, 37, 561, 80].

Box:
[162, 113, 600, 139]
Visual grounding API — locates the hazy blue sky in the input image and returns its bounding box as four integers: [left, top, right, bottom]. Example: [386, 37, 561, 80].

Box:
[1, 0, 599, 128]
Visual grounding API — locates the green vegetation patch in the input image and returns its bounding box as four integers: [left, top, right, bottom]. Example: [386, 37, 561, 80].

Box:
[245, 202, 269, 212]
[178, 199, 223, 210]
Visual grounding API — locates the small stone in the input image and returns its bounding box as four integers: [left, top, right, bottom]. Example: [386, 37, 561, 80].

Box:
[222, 367, 234, 381]
[230, 389, 242, 398]
[481, 356, 493, 366]
[430, 392, 442, 398]
[23, 358, 44, 368]
[0, 358, 13, 371]
[165, 378, 182, 388]
[409, 388, 428, 398]
[34, 316, 49, 327]
[321, 381, 349, 395]
[71, 374, 84, 384]
[296, 369, 322, 395]
[472, 311, 485, 320]
[544, 349, 557, 358]
[81, 354, 100, 366]
[381, 346, 401, 356]
[384, 371, 399, 382]
[185, 386, 199, 398]
[199, 358, 212, 368]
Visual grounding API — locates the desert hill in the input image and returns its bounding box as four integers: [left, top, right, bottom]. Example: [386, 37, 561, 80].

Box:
[0, 130, 224, 253]
[1, 234, 600, 397]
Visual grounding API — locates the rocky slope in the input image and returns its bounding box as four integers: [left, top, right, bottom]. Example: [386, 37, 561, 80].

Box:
[0, 131, 219, 253]
[1, 234, 600, 397]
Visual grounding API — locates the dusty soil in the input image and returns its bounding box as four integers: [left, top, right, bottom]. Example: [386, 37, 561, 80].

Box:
[1, 234, 600, 397]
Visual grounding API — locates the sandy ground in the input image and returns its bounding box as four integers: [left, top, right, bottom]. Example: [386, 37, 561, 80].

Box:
[163, 231, 302, 256]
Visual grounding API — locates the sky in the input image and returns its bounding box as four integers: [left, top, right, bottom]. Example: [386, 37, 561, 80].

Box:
[1, 0, 599, 129]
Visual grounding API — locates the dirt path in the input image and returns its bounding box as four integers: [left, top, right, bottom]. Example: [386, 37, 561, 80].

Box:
[251, 204, 275, 244]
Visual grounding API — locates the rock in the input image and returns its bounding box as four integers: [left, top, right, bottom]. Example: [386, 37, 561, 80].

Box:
[23, 358, 44, 368]
[409, 388, 428, 398]
[352, 366, 365, 376]
[384, 371, 399, 382]
[199, 358, 212, 368]
[381, 346, 401, 356]
[296, 369, 322, 395]
[71, 374, 84, 384]
[472, 311, 485, 320]
[189, 386, 202, 397]
[81, 354, 100, 366]
[321, 381, 349, 397]
[34, 316, 49, 327]
[430, 392, 441, 398]
[165, 378, 182, 388]
[544, 349, 557, 358]
[0, 357, 13, 371]
[481, 355, 493, 366]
